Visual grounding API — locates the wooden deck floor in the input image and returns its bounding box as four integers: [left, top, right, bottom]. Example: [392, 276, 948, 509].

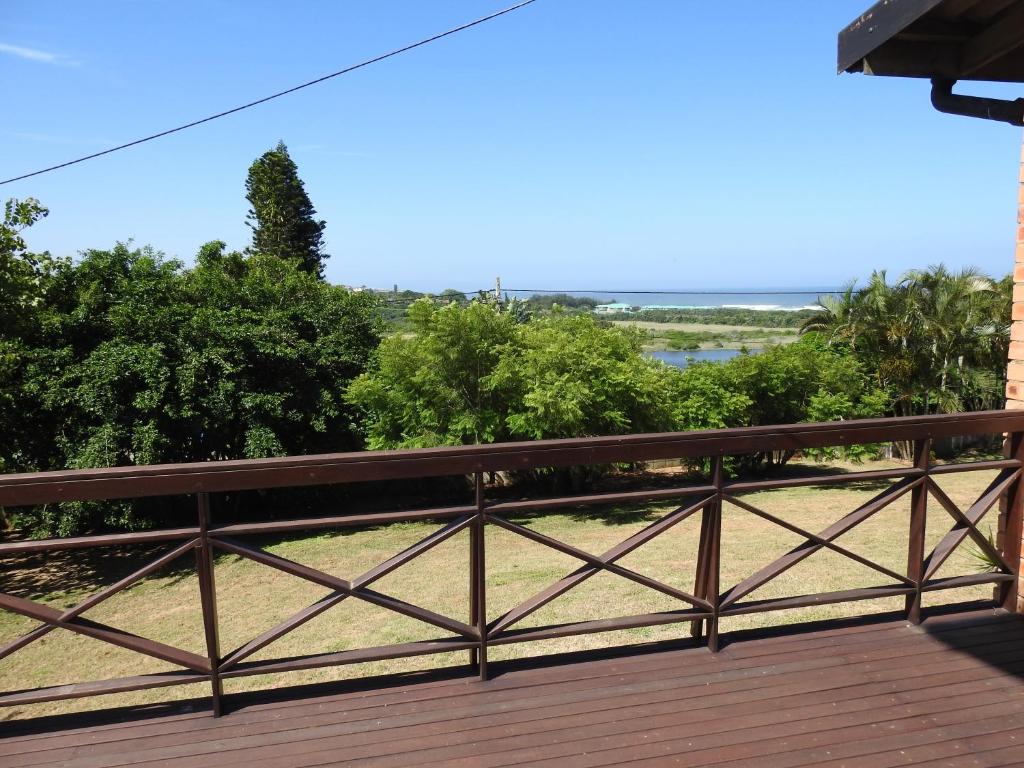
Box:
[2, 608, 1024, 767]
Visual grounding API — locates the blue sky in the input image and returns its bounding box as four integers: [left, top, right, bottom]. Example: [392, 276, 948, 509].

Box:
[2, 1, 1023, 291]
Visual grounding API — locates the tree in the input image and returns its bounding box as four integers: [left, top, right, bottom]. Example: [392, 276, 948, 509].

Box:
[0, 198, 52, 480]
[697, 336, 889, 469]
[0, 197, 50, 334]
[802, 265, 1008, 420]
[438, 288, 468, 305]
[178, 248, 381, 461]
[8, 240, 381, 536]
[346, 299, 520, 448]
[347, 302, 682, 449]
[493, 315, 678, 440]
[903, 265, 1002, 413]
[245, 141, 328, 277]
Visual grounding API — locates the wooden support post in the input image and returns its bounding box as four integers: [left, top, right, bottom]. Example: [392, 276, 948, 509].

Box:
[905, 438, 930, 625]
[1000, 431, 1024, 611]
[196, 492, 223, 716]
[707, 457, 723, 653]
[469, 494, 480, 669]
[473, 472, 488, 680]
[689, 499, 713, 640]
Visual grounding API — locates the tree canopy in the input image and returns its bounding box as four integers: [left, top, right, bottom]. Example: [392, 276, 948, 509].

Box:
[245, 141, 328, 277]
[347, 301, 680, 449]
[801, 265, 1009, 417]
[1, 228, 380, 535]
[346, 299, 888, 468]
[0, 192, 1012, 537]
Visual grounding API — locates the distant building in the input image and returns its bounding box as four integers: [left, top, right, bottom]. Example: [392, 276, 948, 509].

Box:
[593, 302, 634, 314]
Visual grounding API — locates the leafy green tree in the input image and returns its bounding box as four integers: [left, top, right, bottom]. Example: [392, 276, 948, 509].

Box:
[0, 198, 50, 335]
[0, 198, 53, 480]
[347, 300, 890, 472]
[35, 244, 187, 470]
[494, 315, 678, 439]
[347, 302, 682, 449]
[904, 265, 1004, 413]
[178, 246, 381, 461]
[802, 265, 1008, 421]
[671, 336, 889, 469]
[347, 299, 520, 448]
[8, 240, 380, 536]
[245, 141, 328, 277]
[669, 362, 752, 432]
[438, 288, 468, 305]
[0, 197, 47, 256]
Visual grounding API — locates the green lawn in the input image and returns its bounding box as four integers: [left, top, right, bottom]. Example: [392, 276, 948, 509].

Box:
[611, 320, 798, 351]
[0, 458, 1002, 720]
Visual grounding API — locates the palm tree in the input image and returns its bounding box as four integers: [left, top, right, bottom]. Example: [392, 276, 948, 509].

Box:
[802, 264, 1009, 423]
[904, 265, 1001, 413]
[800, 281, 862, 347]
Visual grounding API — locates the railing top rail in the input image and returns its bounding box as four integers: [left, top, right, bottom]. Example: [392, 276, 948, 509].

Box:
[1, 410, 1022, 507]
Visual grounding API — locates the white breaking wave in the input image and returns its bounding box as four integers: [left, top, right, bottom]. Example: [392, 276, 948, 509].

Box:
[721, 304, 822, 312]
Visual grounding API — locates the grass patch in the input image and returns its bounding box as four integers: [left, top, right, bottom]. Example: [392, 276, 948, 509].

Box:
[611, 321, 798, 351]
[0, 459, 1001, 720]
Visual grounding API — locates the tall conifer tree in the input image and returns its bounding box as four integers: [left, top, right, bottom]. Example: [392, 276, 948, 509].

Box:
[245, 141, 328, 277]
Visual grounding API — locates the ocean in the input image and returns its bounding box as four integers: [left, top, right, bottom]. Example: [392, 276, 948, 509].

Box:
[503, 289, 835, 311]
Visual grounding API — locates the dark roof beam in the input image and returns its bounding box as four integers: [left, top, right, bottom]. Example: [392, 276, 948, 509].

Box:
[960, 2, 1024, 74]
[897, 19, 974, 43]
[934, 0, 993, 21]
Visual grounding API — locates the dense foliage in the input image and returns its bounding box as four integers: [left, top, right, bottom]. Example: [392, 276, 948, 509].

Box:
[246, 141, 328, 277]
[677, 339, 889, 467]
[1, 173, 1011, 537]
[656, 327, 795, 351]
[0, 198, 52, 479]
[601, 307, 820, 328]
[1, 237, 380, 535]
[346, 300, 677, 448]
[802, 267, 1010, 417]
[523, 293, 603, 311]
[347, 300, 887, 474]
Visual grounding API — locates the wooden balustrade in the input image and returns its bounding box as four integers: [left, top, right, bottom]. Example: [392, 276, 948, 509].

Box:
[1, 410, 1023, 716]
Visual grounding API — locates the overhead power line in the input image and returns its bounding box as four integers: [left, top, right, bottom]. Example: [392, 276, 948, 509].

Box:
[0, 0, 538, 186]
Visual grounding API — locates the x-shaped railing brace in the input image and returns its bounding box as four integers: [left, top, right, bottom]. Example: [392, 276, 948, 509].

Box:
[718, 476, 921, 610]
[0, 539, 209, 673]
[922, 468, 1018, 581]
[485, 495, 715, 638]
[214, 515, 477, 671]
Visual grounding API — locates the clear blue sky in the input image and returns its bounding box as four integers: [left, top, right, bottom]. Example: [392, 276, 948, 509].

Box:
[2, 1, 1023, 291]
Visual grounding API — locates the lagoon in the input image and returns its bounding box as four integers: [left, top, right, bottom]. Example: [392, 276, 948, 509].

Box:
[650, 348, 748, 368]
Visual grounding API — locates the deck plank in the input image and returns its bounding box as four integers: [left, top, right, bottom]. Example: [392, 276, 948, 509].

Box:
[1, 608, 1022, 768]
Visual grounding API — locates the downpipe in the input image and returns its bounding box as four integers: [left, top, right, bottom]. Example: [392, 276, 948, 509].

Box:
[930, 79, 1024, 127]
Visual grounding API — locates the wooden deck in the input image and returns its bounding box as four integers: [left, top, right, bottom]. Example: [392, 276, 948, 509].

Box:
[2, 607, 1024, 767]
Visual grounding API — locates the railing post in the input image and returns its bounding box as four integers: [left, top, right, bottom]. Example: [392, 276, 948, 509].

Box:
[469, 505, 479, 670]
[706, 456, 723, 653]
[1000, 431, 1024, 611]
[689, 501, 713, 641]
[473, 472, 488, 680]
[905, 438, 930, 625]
[196, 492, 223, 716]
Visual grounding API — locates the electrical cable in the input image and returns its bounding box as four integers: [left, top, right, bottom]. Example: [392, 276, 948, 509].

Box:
[0, 0, 538, 186]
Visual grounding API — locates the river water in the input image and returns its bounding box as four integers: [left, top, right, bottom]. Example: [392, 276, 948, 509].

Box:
[649, 349, 747, 368]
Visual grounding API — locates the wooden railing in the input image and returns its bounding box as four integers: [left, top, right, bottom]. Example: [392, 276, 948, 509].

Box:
[1, 410, 1023, 717]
